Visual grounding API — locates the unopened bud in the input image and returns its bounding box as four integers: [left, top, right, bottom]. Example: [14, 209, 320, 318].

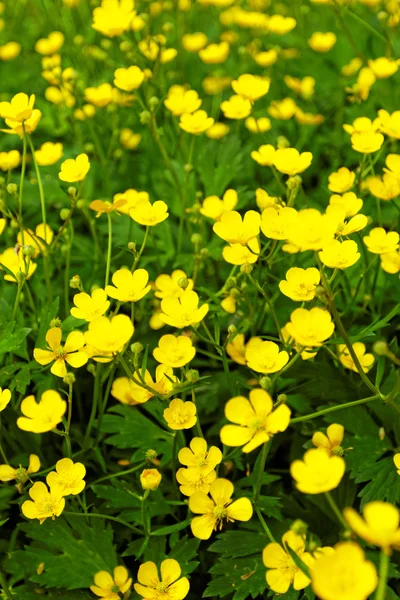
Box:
[291, 519, 308, 536]
[140, 468, 162, 491]
[128, 241, 136, 252]
[286, 175, 302, 190]
[22, 245, 35, 258]
[50, 317, 62, 328]
[67, 186, 77, 198]
[7, 183, 18, 196]
[87, 363, 96, 376]
[145, 449, 158, 461]
[60, 208, 70, 220]
[277, 393, 287, 404]
[76, 199, 85, 210]
[277, 136, 290, 149]
[199, 248, 208, 258]
[259, 376, 272, 390]
[63, 372, 76, 385]
[184, 163, 193, 173]
[149, 96, 159, 110]
[379, 427, 385, 441]
[227, 324, 237, 335]
[140, 110, 151, 124]
[69, 274, 82, 289]
[240, 264, 253, 274]
[131, 342, 143, 355]
[185, 369, 199, 382]
[373, 341, 388, 356]
[177, 277, 189, 290]
[191, 233, 202, 247]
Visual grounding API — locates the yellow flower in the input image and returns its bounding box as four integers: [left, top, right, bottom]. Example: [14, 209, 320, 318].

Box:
[84, 314, 134, 360]
[338, 342, 374, 373]
[351, 131, 384, 153]
[134, 559, 189, 600]
[284, 75, 315, 99]
[205, 122, 230, 139]
[226, 333, 247, 365]
[256, 189, 278, 211]
[92, 0, 135, 37]
[176, 467, 217, 497]
[310, 541, 378, 600]
[16, 224, 53, 256]
[34, 327, 88, 378]
[290, 448, 345, 494]
[189, 478, 252, 539]
[120, 128, 141, 149]
[268, 97, 297, 120]
[84, 83, 113, 107]
[308, 32, 337, 52]
[328, 167, 355, 193]
[213, 210, 260, 245]
[221, 294, 236, 313]
[378, 109, 400, 139]
[381, 250, 400, 274]
[114, 66, 144, 91]
[363, 227, 399, 254]
[220, 95, 252, 120]
[140, 468, 162, 491]
[368, 57, 398, 79]
[0, 219, 5, 235]
[251, 144, 276, 166]
[130, 199, 169, 226]
[0, 92, 35, 123]
[59, 153, 90, 183]
[111, 365, 177, 405]
[0, 149, 20, 170]
[222, 238, 260, 265]
[0, 387, 11, 412]
[112, 189, 148, 215]
[220, 389, 291, 453]
[319, 239, 360, 269]
[261, 206, 298, 240]
[46, 458, 86, 496]
[295, 108, 324, 126]
[35, 31, 64, 55]
[394, 454, 400, 475]
[0, 454, 40, 492]
[279, 267, 320, 301]
[2, 108, 42, 136]
[153, 334, 196, 367]
[231, 74, 270, 101]
[284, 307, 334, 348]
[163, 398, 197, 430]
[245, 339, 289, 374]
[160, 289, 208, 328]
[368, 173, 400, 201]
[329, 191, 363, 217]
[22, 481, 65, 524]
[154, 270, 193, 298]
[105, 268, 151, 302]
[0, 41, 21, 61]
[263, 531, 314, 594]
[200, 189, 238, 221]
[344, 501, 400, 553]
[17, 390, 67, 433]
[254, 49, 278, 67]
[342, 57, 363, 77]
[288, 209, 336, 251]
[164, 85, 202, 116]
[199, 41, 230, 64]
[182, 32, 208, 52]
[281, 325, 317, 361]
[245, 116, 271, 133]
[178, 437, 222, 477]
[34, 141, 63, 166]
[312, 424, 345, 456]
[267, 14, 297, 34]
[91, 567, 132, 599]
[273, 148, 312, 176]
[179, 110, 214, 134]
[70, 289, 110, 321]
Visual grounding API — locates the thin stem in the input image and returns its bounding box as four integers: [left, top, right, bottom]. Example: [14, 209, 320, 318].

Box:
[0, 570, 13, 600]
[141, 489, 150, 538]
[63, 510, 143, 535]
[89, 461, 146, 487]
[247, 272, 283, 343]
[271, 350, 302, 387]
[27, 135, 47, 236]
[178, 135, 195, 253]
[11, 280, 23, 320]
[191, 389, 204, 438]
[375, 549, 390, 600]
[253, 440, 272, 504]
[83, 364, 103, 448]
[255, 506, 276, 543]
[18, 126, 27, 235]
[131, 226, 150, 272]
[105, 213, 112, 287]
[324, 492, 349, 530]
[290, 394, 381, 423]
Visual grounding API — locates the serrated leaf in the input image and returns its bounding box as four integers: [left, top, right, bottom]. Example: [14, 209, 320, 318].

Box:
[209, 530, 267, 559]
[204, 555, 267, 600]
[0, 322, 31, 354]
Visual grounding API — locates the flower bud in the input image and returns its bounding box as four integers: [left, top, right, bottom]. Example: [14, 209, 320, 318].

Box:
[76, 199, 85, 210]
[60, 208, 70, 220]
[185, 369, 199, 383]
[259, 376, 272, 390]
[379, 427, 385, 441]
[291, 519, 308, 536]
[286, 175, 302, 190]
[184, 163, 193, 173]
[140, 468, 162, 491]
[87, 363, 96, 376]
[373, 341, 388, 356]
[63, 372, 76, 385]
[191, 233, 202, 247]
[199, 248, 208, 258]
[22, 245, 35, 258]
[177, 277, 189, 290]
[128, 241, 136, 252]
[120, 40, 132, 52]
[227, 324, 237, 335]
[50, 317, 62, 328]
[69, 274, 82, 289]
[140, 110, 151, 125]
[6, 183, 18, 196]
[276, 393, 287, 404]
[145, 449, 158, 461]
[130, 342, 143, 355]
[277, 136, 290, 149]
[149, 96, 159, 110]
[240, 264, 253, 274]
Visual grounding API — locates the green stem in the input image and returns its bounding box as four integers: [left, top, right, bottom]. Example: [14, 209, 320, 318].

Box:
[11, 280, 23, 320]
[83, 364, 103, 448]
[105, 213, 112, 287]
[27, 135, 47, 236]
[18, 126, 27, 236]
[191, 389, 204, 438]
[141, 489, 150, 538]
[290, 394, 381, 423]
[247, 272, 283, 343]
[131, 225, 150, 272]
[178, 135, 195, 253]
[271, 350, 302, 387]
[63, 510, 143, 535]
[255, 506, 276, 543]
[253, 440, 272, 504]
[324, 492, 349, 530]
[0, 570, 13, 600]
[89, 461, 146, 487]
[375, 549, 390, 600]
[270, 165, 286, 194]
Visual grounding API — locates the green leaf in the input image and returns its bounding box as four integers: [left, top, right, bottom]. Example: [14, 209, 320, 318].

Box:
[204, 555, 267, 600]
[35, 297, 60, 349]
[151, 519, 192, 536]
[100, 404, 173, 463]
[5, 515, 117, 590]
[0, 322, 31, 354]
[167, 535, 200, 575]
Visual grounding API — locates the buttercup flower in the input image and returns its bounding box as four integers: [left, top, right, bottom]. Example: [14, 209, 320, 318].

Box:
[199, 41, 229, 64]
[0, 93, 35, 123]
[369, 57, 398, 78]
[312, 424, 345, 456]
[0, 387, 11, 412]
[164, 85, 202, 116]
[179, 110, 214, 134]
[328, 167, 356, 193]
[176, 467, 217, 497]
[46, 458, 86, 496]
[114, 66, 144, 91]
[308, 32, 337, 52]
[310, 542, 378, 600]
[279, 267, 320, 301]
[140, 468, 162, 491]
[344, 501, 400, 552]
[34, 327, 88, 377]
[70, 289, 110, 321]
[284, 308, 334, 348]
[205, 122, 230, 139]
[130, 199, 169, 226]
[92, 0, 135, 37]
[231, 74, 270, 101]
[394, 454, 400, 475]
[154, 270, 193, 298]
[91, 566, 132, 599]
[245, 117, 271, 133]
[267, 14, 296, 34]
[178, 437, 222, 477]
[338, 342, 374, 373]
[163, 398, 197, 430]
[182, 32, 208, 52]
[89, 198, 127, 217]
[319, 239, 360, 269]
[0, 454, 40, 491]
[34, 141, 63, 166]
[273, 148, 312, 176]
[290, 448, 345, 494]
[105, 268, 151, 302]
[200, 189, 238, 221]
[245, 339, 289, 374]
[153, 334, 196, 367]
[381, 250, 400, 274]
[213, 210, 260, 245]
[111, 365, 177, 405]
[35, 31, 64, 55]
[17, 390, 67, 433]
[261, 207, 298, 240]
[189, 478, 252, 539]
[220, 389, 291, 453]
[263, 531, 314, 593]
[84, 315, 134, 360]
[160, 289, 208, 328]
[21, 482, 65, 524]
[329, 192, 363, 217]
[268, 97, 297, 120]
[58, 153, 90, 182]
[16, 224, 53, 256]
[0, 149, 20, 170]
[251, 144, 275, 167]
[134, 559, 189, 600]
[368, 173, 400, 201]
[226, 333, 247, 365]
[363, 227, 399, 254]
[378, 109, 400, 139]
[222, 238, 260, 265]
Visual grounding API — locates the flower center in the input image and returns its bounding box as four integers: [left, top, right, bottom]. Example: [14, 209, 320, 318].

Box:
[55, 347, 68, 359]
[172, 409, 188, 424]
